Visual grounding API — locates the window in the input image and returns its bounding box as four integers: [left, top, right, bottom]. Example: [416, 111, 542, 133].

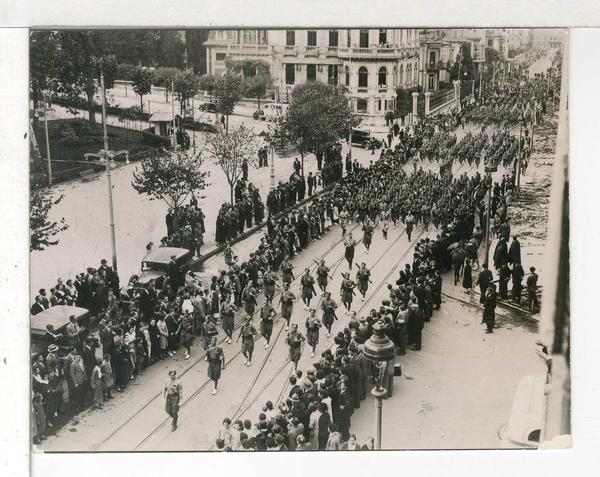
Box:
[286, 30, 295, 46]
[328, 64, 339, 85]
[329, 30, 338, 47]
[358, 66, 368, 87]
[399, 65, 404, 85]
[307, 31, 317, 47]
[428, 74, 435, 90]
[378, 67, 387, 87]
[429, 51, 436, 65]
[285, 64, 295, 84]
[307, 64, 317, 82]
[345, 66, 350, 86]
[379, 29, 387, 45]
[407, 65, 412, 84]
[377, 99, 382, 111]
[216, 53, 226, 61]
[347, 29, 351, 47]
[359, 29, 369, 48]
[357, 99, 368, 113]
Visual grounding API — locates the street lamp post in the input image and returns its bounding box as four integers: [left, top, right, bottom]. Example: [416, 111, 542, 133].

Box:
[84, 72, 128, 273]
[363, 320, 396, 450]
[516, 124, 523, 191]
[483, 158, 497, 268]
[35, 95, 55, 187]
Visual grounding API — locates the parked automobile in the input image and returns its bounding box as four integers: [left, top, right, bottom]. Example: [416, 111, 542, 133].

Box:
[501, 374, 546, 448]
[199, 102, 218, 113]
[136, 246, 200, 288]
[350, 128, 383, 149]
[31, 305, 91, 352]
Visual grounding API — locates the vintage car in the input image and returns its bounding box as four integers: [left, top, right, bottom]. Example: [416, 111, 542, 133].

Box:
[351, 128, 383, 149]
[30, 305, 91, 355]
[136, 246, 200, 288]
[199, 102, 218, 113]
[501, 373, 546, 448]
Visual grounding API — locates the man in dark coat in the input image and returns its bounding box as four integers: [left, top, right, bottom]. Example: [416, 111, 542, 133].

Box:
[493, 237, 509, 270]
[511, 262, 525, 304]
[475, 263, 493, 304]
[482, 284, 497, 333]
[508, 235, 522, 265]
[307, 172, 316, 196]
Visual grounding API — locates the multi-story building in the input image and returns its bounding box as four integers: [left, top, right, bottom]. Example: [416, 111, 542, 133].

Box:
[204, 29, 420, 124]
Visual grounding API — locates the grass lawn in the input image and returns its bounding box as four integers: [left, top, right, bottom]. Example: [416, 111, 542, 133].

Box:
[31, 118, 159, 185]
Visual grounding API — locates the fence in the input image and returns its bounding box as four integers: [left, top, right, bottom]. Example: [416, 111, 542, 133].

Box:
[429, 88, 456, 112]
[460, 80, 476, 101]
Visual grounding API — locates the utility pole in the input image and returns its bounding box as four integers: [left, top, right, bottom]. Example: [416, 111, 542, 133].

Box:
[43, 98, 53, 187]
[101, 72, 118, 273]
[516, 124, 522, 191]
[171, 81, 177, 149]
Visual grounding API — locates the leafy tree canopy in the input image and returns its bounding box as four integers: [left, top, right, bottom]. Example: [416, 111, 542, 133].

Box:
[282, 82, 360, 157]
[215, 72, 243, 116]
[30, 187, 68, 252]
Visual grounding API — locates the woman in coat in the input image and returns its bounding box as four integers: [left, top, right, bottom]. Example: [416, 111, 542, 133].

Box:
[101, 354, 114, 400]
[166, 312, 181, 356]
[157, 316, 169, 358]
[317, 402, 332, 450]
[91, 358, 104, 408]
[462, 258, 473, 295]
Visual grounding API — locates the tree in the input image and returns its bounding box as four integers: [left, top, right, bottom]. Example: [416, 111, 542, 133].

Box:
[214, 72, 243, 133]
[226, 59, 272, 110]
[30, 187, 68, 252]
[30, 31, 58, 114]
[450, 42, 476, 81]
[53, 31, 118, 124]
[282, 81, 360, 175]
[198, 74, 216, 101]
[173, 69, 200, 115]
[131, 66, 155, 110]
[131, 150, 208, 233]
[202, 124, 258, 205]
[243, 74, 271, 110]
[395, 85, 422, 119]
[154, 67, 179, 101]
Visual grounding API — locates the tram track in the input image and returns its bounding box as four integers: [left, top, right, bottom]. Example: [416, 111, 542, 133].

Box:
[91, 221, 363, 451]
[234, 225, 427, 425]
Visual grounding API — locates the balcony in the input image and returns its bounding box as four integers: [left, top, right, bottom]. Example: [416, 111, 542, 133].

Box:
[357, 87, 368, 94]
[226, 44, 271, 56]
[338, 46, 400, 59]
[426, 60, 449, 71]
[304, 46, 319, 57]
[284, 45, 296, 56]
[326, 46, 339, 56]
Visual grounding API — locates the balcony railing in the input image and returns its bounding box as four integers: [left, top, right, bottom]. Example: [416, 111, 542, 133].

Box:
[357, 87, 368, 94]
[426, 60, 449, 71]
[304, 46, 319, 56]
[326, 46, 338, 56]
[284, 45, 296, 56]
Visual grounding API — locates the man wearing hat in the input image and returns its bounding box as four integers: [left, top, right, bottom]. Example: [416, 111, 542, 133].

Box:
[482, 284, 498, 334]
[526, 266, 539, 311]
[164, 370, 183, 431]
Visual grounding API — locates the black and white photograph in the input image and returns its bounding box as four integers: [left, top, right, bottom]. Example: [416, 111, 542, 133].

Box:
[23, 26, 572, 453]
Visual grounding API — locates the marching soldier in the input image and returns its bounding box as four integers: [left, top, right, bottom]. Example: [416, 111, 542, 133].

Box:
[344, 233, 357, 270]
[164, 370, 183, 431]
[356, 263, 371, 303]
[305, 309, 322, 358]
[286, 324, 305, 372]
[279, 283, 296, 331]
[262, 266, 277, 305]
[321, 292, 338, 338]
[237, 317, 257, 367]
[281, 258, 295, 286]
[316, 260, 330, 292]
[405, 211, 415, 242]
[362, 217, 374, 254]
[260, 304, 275, 349]
[340, 272, 356, 315]
[300, 268, 316, 310]
[207, 337, 225, 395]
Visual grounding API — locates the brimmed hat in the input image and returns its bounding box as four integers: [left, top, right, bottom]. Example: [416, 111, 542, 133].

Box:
[47, 344, 58, 353]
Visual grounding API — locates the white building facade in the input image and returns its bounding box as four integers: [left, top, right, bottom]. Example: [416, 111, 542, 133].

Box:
[205, 29, 420, 125]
